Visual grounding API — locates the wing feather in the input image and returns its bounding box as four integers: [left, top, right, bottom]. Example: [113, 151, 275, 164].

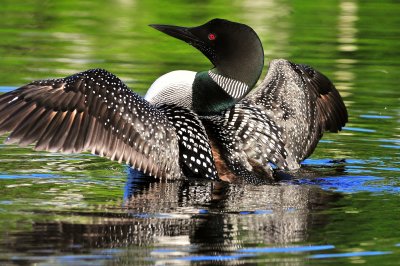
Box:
[0, 69, 180, 179]
[246, 59, 348, 166]
[202, 59, 348, 178]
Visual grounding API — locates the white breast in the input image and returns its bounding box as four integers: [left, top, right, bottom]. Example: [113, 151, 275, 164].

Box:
[145, 70, 196, 109]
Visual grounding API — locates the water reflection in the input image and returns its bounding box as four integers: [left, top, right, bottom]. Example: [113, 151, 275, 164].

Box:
[1, 168, 342, 264]
[334, 0, 358, 100]
[240, 0, 291, 60]
[124, 168, 345, 246]
[337, 1, 358, 52]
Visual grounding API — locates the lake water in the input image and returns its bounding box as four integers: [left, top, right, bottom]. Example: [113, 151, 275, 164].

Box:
[0, 0, 399, 265]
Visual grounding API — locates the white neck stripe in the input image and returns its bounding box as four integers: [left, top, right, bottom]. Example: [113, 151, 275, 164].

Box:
[208, 71, 248, 99]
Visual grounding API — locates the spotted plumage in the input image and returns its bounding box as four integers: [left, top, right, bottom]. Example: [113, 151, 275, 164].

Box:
[0, 19, 348, 183]
[157, 104, 218, 180]
[203, 100, 288, 174]
[200, 59, 347, 181]
[0, 69, 217, 180]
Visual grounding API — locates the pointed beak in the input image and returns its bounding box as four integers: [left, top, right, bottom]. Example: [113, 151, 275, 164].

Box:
[149, 24, 202, 47]
[150, 23, 217, 66]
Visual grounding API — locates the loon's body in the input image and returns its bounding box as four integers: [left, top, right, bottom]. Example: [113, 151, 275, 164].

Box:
[0, 19, 347, 183]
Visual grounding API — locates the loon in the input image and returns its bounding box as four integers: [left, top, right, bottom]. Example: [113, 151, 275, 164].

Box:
[0, 19, 347, 183]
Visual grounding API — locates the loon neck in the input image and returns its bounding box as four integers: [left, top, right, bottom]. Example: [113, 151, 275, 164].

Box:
[192, 38, 264, 115]
[212, 52, 264, 90]
[191, 72, 231, 115]
[191, 58, 264, 115]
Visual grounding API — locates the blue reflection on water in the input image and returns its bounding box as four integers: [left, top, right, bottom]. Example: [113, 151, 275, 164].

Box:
[238, 245, 335, 253]
[0, 86, 15, 93]
[11, 254, 114, 263]
[379, 139, 400, 143]
[301, 158, 346, 166]
[299, 176, 400, 194]
[343, 127, 376, 133]
[374, 167, 400, 172]
[174, 254, 253, 261]
[239, 209, 273, 215]
[151, 245, 398, 263]
[360, 114, 393, 119]
[0, 173, 60, 179]
[309, 251, 392, 259]
[155, 245, 336, 262]
[380, 145, 400, 149]
[319, 139, 334, 143]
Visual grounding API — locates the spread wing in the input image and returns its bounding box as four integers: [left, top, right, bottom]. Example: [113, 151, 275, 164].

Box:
[0, 69, 180, 179]
[203, 59, 348, 176]
[245, 59, 348, 168]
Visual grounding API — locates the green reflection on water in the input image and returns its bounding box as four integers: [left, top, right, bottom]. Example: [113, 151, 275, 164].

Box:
[0, 0, 399, 265]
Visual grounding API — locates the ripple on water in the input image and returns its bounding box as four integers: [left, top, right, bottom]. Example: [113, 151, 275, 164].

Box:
[0, 173, 60, 179]
[309, 251, 393, 259]
[0, 86, 16, 93]
[150, 244, 396, 263]
[299, 175, 400, 194]
[0, 174, 63, 180]
[237, 245, 335, 253]
[378, 139, 400, 144]
[380, 145, 400, 150]
[360, 114, 393, 119]
[343, 127, 376, 133]
[9, 254, 115, 264]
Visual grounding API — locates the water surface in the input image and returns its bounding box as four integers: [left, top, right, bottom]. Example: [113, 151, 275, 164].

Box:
[0, 0, 399, 265]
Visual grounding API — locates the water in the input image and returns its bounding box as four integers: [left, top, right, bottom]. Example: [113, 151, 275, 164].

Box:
[0, 0, 399, 265]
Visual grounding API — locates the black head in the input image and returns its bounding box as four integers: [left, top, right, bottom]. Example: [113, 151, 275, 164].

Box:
[150, 19, 264, 87]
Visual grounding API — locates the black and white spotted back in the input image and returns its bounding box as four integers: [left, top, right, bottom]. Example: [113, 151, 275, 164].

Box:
[202, 101, 288, 181]
[201, 59, 347, 181]
[158, 104, 218, 180]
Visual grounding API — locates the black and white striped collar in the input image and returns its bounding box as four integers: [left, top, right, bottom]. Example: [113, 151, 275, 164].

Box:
[208, 70, 249, 99]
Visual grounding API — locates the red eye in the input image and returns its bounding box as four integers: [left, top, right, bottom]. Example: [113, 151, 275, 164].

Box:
[208, 33, 216, 41]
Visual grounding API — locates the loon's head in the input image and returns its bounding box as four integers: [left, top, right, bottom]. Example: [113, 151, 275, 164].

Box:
[149, 19, 264, 114]
[151, 19, 264, 89]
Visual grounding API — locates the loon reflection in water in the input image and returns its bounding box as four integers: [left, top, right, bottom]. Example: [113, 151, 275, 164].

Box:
[0, 19, 347, 183]
[1, 168, 343, 258]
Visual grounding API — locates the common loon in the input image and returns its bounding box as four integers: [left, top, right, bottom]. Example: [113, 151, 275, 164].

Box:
[0, 19, 347, 183]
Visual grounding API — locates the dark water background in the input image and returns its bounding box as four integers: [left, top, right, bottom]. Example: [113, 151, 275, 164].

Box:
[0, 0, 399, 265]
